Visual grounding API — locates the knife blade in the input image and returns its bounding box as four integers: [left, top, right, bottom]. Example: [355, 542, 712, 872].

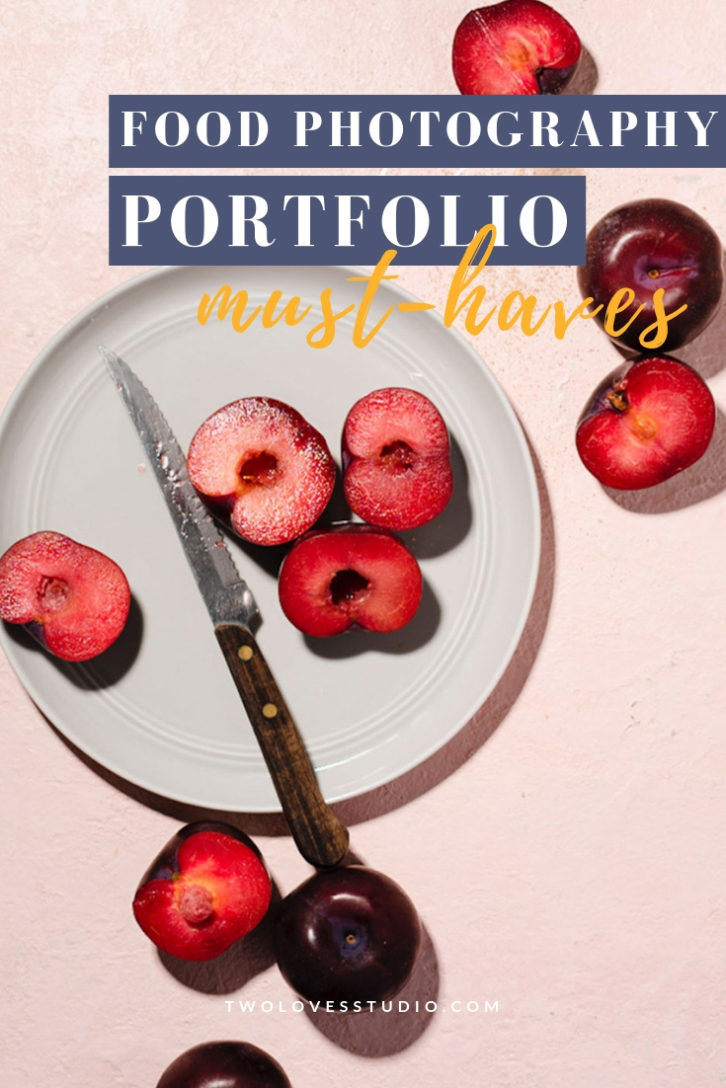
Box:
[101, 345, 349, 869]
[103, 346, 260, 631]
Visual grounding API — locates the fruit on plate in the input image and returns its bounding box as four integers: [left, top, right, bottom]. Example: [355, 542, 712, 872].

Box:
[452, 0, 582, 95]
[274, 865, 421, 1007]
[277, 525, 423, 637]
[187, 397, 336, 546]
[0, 531, 130, 662]
[155, 1041, 291, 1088]
[133, 822, 271, 961]
[576, 356, 715, 490]
[342, 387, 453, 530]
[578, 198, 724, 352]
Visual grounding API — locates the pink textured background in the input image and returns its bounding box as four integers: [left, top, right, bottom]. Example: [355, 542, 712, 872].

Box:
[1, 2, 725, 1085]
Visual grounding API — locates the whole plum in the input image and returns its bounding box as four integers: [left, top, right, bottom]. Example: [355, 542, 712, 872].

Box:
[578, 198, 723, 352]
[155, 1041, 291, 1088]
[273, 865, 421, 1009]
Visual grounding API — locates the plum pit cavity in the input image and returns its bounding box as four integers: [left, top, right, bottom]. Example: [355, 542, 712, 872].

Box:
[330, 569, 370, 606]
[380, 440, 415, 474]
[238, 451, 279, 486]
[38, 576, 71, 612]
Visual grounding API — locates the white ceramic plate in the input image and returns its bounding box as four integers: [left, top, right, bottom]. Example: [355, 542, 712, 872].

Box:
[0, 266, 539, 811]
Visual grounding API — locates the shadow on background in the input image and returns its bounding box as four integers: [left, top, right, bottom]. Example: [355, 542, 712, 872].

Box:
[677, 259, 726, 380]
[562, 45, 598, 95]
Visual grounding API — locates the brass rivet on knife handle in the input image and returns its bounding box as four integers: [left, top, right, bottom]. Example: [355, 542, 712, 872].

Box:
[215, 623, 350, 870]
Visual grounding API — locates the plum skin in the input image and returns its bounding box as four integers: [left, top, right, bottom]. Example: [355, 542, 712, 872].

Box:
[273, 865, 422, 1008]
[578, 198, 724, 352]
[155, 1041, 291, 1088]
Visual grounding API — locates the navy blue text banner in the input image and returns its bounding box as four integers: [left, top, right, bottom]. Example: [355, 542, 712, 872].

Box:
[108, 175, 586, 266]
[109, 95, 724, 169]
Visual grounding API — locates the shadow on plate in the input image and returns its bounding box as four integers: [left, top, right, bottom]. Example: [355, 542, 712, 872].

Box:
[3, 593, 144, 689]
[303, 576, 441, 659]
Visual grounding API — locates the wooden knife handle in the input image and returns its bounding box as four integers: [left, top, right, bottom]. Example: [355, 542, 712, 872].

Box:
[215, 623, 349, 869]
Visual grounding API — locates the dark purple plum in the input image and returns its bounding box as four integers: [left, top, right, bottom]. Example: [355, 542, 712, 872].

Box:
[578, 198, 723, 352]
[273, 865, 421, 1008]
[156, 1041, 291, 1088]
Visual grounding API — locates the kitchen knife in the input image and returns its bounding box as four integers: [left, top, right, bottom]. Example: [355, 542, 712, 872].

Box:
[101, 345, 349, 869]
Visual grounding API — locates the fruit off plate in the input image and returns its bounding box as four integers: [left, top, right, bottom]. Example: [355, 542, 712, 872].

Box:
[0, 266, 539, 812]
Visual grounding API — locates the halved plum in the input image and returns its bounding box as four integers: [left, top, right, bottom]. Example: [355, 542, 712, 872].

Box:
[0, 531, 130, 662]
[342, 388, 453, 531]
[278, 525, 423, 637]
[133, 822, 272, 962]
[187, 397, 335, 546]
